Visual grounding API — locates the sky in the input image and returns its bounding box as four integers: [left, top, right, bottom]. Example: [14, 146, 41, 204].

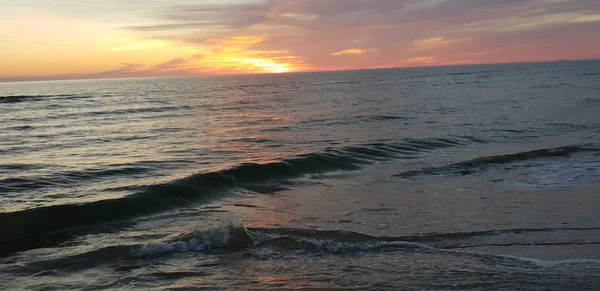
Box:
[1, 0, 599, 81]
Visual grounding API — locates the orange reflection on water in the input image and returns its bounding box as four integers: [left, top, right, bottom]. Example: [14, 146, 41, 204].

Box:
[165, 278, 216, 290]
[250, 274, 317, 290]
[184, 103, 303, 164]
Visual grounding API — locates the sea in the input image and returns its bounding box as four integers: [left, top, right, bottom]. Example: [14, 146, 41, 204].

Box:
[0, 60, 599, 290]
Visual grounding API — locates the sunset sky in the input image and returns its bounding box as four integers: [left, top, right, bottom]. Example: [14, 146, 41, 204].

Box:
[1, 0, 599, 81]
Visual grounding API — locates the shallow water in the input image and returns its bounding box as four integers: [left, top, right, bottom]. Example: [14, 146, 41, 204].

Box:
[1, 60, 599, 290]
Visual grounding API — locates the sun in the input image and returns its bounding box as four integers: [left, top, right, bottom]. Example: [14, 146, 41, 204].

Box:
[241, 58, 290, 73]
[198, 55, 295, 74]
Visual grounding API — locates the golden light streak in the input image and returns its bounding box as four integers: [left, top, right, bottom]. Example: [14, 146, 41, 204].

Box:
[198, 56, 293, 74]
[240, 58, 290, 73]
[330, 48, 377, 56]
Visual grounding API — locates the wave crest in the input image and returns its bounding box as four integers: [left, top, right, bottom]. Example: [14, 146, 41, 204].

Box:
[394, 143, 599, 178]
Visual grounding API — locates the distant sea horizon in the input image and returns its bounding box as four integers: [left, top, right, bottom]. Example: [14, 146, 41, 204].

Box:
[2, 58, 598, 83]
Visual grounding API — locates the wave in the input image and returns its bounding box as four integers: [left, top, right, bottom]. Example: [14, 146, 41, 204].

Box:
[0, 163, 174, 192]
[444, 241, 600, 249]
[354, 115, 409, 121]
[531, 83, 572, 89]
[0, 94, 93, 104]
[0, 136, 483, 256]
[394, 143, 599, 178]
[0, 95, 47, 103]
[14, 225, 600, 273]
[82, 105, 192, 117]
[3, 125, 35, 131]
[253, 226, 600, 244]
[585, 97, 600, 103]
[319, 80, 357, 85]
[13, 225, 429, 272]
[5, 105, 193, 123]
[580, 72, 599, 76]
[0, 163, 48, 171]
[445, 71, 490, 76]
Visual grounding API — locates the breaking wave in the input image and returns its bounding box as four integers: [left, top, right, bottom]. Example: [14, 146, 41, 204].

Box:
[13, 225, 600, 273]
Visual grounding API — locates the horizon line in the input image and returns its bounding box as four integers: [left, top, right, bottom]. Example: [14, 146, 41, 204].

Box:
[1, 58, 598, 84]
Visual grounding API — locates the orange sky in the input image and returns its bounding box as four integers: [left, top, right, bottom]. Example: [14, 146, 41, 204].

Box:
[1, 0, 600, 81]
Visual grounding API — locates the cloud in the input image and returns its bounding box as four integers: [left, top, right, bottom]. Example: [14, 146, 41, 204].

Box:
[1, 57, 206, 82]
[150, 57, 187, 71]
[99, 63, 143, 74]
[411, 37, 453, 50]
[402, 56, 438, 65]
[116, 0, 599, 73]
[330, 48, 377, 56]
[100, 57, 204, 75]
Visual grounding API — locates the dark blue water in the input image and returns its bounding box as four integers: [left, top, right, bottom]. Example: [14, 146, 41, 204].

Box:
[1, 61, 599, 290]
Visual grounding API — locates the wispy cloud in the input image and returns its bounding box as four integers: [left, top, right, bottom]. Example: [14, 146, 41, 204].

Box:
[100, 63, 143, 74]
[411, 37, 453, 50]
[330, 48, 377, 56]
[150, 57, 188, 71]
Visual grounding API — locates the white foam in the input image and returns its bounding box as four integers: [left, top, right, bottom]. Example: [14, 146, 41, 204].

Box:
[134, 227, 233, 258]
[133, 216, 253, 258]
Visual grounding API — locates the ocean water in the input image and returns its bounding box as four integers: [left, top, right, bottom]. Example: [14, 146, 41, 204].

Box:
[1, 60, 599, 290]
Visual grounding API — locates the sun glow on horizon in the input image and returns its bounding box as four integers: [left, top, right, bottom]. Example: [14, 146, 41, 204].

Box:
[240, 59, 290, 73]
[193, 36, 305, 74]
[198, 56, 296, 74]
